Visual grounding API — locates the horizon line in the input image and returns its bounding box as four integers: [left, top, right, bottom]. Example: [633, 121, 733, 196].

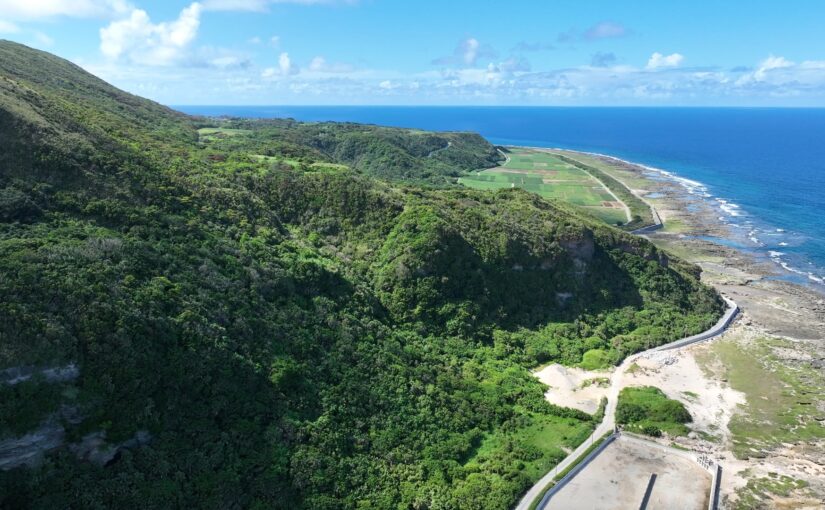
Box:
[170, 104, 825, 109]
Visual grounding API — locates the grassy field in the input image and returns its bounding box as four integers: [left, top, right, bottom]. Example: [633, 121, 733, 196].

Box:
[251, 154, 349, 173]
[459, 149, 630, 226]
[697, 337, 825, 459]
[197, 127, 253, 141]
[464, 412, 594, 483]
[732, 471, 812, 510]
[549, 150, 657, 230]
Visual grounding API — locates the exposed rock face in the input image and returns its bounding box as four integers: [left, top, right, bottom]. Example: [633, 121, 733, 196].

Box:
[1, 424, 152, 470]
[70, 430, 151, 466]
[0, 364, 79, 385]
[618, 242, 669, 268]
[0, 364, 80, 471]
[0, 421, 64, 470]
[561, 233, 595, 262]
[560, 232, 596, 281]
[556, 292, 574, 306]
[1, 361, 149, 470]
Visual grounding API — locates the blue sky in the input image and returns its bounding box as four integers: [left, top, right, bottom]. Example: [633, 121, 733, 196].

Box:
[2, 0, 825, 105]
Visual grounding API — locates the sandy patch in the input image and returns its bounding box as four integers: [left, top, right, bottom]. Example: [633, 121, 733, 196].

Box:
[624, 344, 745, 441]
[534, 364, 611, 414]
[621, 334, 756, 496]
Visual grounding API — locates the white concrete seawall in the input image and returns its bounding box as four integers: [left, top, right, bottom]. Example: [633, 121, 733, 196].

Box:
[515, 297, 738, 510]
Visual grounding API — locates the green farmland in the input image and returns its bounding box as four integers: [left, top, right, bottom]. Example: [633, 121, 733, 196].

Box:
[197, 127, 253, 141]
[459, 149, 630, 226]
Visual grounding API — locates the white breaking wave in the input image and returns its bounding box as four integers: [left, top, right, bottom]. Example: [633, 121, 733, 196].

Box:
[768, 251, 825, 285]
[547, 147, 825, 287]
[717, 199, 742, 217]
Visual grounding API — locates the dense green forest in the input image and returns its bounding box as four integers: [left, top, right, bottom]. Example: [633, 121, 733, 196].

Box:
[0, 41, 722, 509]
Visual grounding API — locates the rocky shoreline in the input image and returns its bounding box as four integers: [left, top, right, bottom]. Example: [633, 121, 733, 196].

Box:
[559, 149, 825, 508]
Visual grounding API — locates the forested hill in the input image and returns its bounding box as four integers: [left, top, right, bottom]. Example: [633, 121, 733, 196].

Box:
[196, 117, 503, 185]
[0, 41, 722, 509]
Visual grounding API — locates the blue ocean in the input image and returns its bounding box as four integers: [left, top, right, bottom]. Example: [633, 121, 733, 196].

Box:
[176, 106, 825, 289]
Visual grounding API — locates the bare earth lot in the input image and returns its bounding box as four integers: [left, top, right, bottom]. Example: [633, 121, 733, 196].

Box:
[533, 364, 610, 415]
[546, 437, 710, 510]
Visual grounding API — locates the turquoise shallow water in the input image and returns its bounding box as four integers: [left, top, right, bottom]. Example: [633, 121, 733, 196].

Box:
[176, 106, 825, 290]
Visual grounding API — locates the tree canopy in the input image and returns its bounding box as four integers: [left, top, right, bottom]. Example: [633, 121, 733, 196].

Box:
[0, 41, 722, 509]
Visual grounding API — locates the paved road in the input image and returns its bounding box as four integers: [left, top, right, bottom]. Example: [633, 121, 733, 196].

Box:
[497, 148, 512, 166]
[426, 140, 451, 158]
[514, 297, 738, 510]
[588, 171, 633, 223]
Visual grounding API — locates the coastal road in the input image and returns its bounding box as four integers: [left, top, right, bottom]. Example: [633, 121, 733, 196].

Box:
[497, 148, 512, 166]
[514, 297, 739, 510]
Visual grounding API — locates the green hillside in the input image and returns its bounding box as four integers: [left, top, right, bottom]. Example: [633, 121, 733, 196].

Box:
[193, 117, 503, 185]
[0, 41, 722, 509]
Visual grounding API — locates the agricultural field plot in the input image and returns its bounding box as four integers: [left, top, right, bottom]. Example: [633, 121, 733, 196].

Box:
[251, 154, 349, 173]
[459, 149, 630, 226]
[197, 127, 253, 141]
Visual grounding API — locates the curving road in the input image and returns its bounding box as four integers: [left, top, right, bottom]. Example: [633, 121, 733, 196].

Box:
[497, 148, 512, 166]
[514, 297, 739, 510]
[426, 140, 452, 158]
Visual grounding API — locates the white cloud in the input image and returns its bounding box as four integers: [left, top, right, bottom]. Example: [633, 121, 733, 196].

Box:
[210, 55, 245, 68]
[245, 35, 279, 46]
[262, 51, 297, 78]
[432, 37, 497, 67]
[733, 55, 825, 91]
[202, 0, 356, 11]
[646, 52, 684, 69]
[800, 60, 825, 70]
[0, 19, 20, 33]
[753, 55, 793, 81]
[100, 2, 202, 66]
[305, 55, 355, 73]
[584, 21, 628, 40]
[77, 35, 825, 106]
[202, 0, 268, 10]
[0, 0, 131, 20]
[308, 56, 325, 71]
[279, 52, 293, 74]
[462, 38, 480, 65]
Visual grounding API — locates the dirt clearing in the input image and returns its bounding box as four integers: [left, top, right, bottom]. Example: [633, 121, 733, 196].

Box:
[546, 437, 711, 510]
